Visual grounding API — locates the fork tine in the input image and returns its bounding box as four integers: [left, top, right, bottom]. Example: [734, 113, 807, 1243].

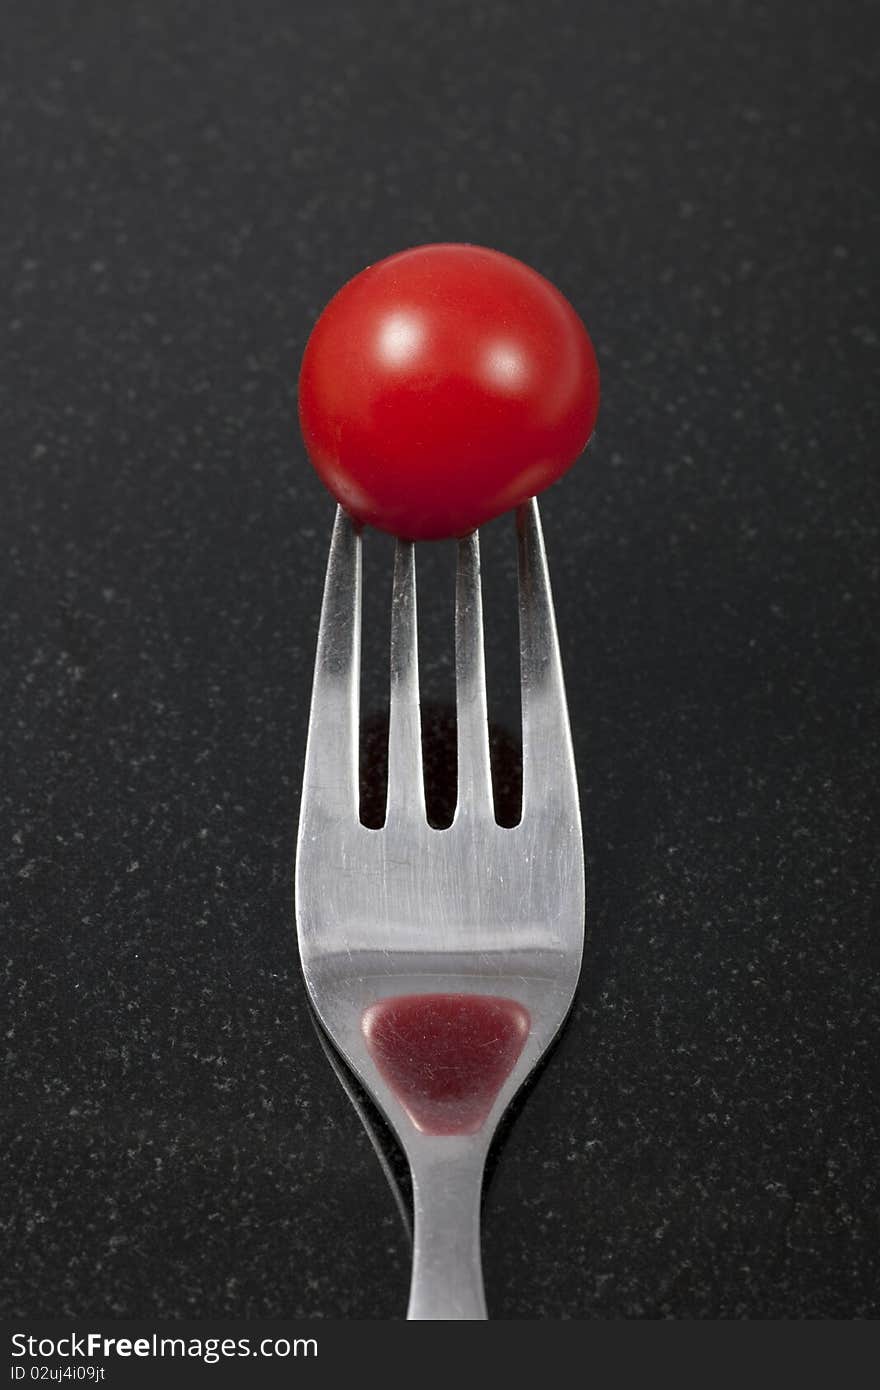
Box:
[300, 506, 361, 822]
[517, 498, 578, 820]
[454, 531, 494, 821]
[386, 539, 426, 823]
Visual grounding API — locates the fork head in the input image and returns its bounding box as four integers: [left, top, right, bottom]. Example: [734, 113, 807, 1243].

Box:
[295, 499, 584, 1152]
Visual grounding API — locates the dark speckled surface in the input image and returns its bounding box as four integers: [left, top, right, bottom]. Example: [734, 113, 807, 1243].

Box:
[2, 0, 878, 1318]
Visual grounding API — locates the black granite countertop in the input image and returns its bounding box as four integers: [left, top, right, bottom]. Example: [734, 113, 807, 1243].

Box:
[3, 0, 878, 1319]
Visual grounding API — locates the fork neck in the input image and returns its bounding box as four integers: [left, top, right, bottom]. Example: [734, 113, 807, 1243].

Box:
[406, 1135, 490, 1321]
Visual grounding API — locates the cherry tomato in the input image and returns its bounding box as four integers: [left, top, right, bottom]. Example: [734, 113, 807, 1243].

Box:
[298, 243, 600, 541]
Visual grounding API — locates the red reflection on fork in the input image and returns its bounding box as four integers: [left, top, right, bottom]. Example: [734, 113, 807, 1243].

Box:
[362, 994, 531, 1137]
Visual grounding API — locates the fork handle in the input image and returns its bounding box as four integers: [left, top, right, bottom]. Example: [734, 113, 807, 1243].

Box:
[407, 1143, 488, 1320]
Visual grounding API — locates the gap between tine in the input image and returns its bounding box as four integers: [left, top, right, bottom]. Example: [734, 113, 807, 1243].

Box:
[301, 506, 362, 823]
[386, 539, 427, 824]
[517, 498, 578, 821]
[455, 531, 494, 822]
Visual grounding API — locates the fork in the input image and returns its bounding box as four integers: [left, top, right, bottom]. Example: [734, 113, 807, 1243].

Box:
[294, 497, 585, 1320]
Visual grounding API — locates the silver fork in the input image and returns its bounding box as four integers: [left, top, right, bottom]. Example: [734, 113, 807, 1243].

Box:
[294, 498, 584, 1320]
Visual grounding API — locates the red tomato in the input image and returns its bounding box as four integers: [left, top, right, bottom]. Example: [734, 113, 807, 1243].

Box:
[298, 243, 600, 541]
